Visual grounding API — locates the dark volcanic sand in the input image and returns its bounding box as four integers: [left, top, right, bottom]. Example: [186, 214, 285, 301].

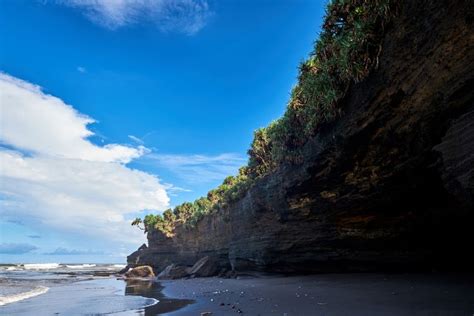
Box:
[159, 273, 474, 315]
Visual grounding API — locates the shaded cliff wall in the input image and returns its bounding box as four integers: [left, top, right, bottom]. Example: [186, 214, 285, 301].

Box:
[129, 0, 474, 273]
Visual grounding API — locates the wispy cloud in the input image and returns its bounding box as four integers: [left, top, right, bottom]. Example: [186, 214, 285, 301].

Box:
[28, 235, 42, 239]
[145, 153, 246, 184]
[0, 243, 38, 254]
[56, 0, 212, 35]
[0, 73, 169, 246]
[77, 66, 86, 73]
[44, 247, 103, 255]
[128, 135, 144, 145]
[163, 183, 192, 197]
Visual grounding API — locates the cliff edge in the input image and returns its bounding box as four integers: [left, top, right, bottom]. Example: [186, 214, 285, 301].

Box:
[129, 0, 473, 274]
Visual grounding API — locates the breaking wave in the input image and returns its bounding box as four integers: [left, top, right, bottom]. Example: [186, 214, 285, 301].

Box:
[65, 264, 96, 269]
[0, 286, 49, 306]
[23, 263, 60, 270]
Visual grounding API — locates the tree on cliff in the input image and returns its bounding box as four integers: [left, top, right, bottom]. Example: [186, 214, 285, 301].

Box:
[131, 217, 144, 231]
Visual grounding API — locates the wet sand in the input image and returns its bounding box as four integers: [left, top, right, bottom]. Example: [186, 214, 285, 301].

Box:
[0, 277, 193, 315]
[160, 273, 474, 315]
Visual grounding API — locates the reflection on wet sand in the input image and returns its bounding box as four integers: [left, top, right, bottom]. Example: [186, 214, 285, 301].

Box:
[125, 279, 194, 315]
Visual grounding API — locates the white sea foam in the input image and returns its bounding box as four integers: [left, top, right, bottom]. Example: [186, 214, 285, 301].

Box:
[65, 264, 96, 269]
[113, 264, 126, 268]
[143, 298, 159, 308]
[0, 286, 49, 306]
[23, 263, 60, 270]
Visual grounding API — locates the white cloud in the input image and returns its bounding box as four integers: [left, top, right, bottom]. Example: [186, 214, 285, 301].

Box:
[0, 73, 169, 246]
[0, 73, 146, 163]
[77, 66, 86, 73]
[58, 0, 212, 34]
[145, 153, 246, 184]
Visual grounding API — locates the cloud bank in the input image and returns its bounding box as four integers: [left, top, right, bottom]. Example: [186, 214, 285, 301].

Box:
[0, 243, 38, 254]
[58, 0, 212, 34]
[0, 73, 169, 246]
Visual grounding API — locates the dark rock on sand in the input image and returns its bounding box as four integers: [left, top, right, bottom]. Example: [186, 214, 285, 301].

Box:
[128, 0, 474, 274]
[125, 265, 155, 279]
[157, 264, 189, 280]
[188, 256, 219, 277]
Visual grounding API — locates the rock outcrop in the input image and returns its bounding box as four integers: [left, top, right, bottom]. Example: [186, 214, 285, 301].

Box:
[128, 0, 474, 273]
[127, 243, 147, 266]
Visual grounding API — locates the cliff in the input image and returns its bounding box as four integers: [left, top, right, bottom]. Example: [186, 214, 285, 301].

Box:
[129, 0, 474, 273]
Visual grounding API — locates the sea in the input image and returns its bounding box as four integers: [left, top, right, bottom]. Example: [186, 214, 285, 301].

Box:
[0, 263, 191, 315]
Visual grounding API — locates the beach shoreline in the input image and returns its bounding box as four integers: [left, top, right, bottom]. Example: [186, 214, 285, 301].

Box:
[0, 264, 175, 315]
[159, 273, 474, 315]
[1, 267, 473, 315]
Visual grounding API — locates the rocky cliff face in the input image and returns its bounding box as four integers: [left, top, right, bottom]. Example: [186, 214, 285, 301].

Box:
[129, 0, 474, 273]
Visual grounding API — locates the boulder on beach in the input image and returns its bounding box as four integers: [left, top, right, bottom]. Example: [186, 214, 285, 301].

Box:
[157, 264, 188, 279]
[124, 265, 155, 279]
[188, 256, 219, 277]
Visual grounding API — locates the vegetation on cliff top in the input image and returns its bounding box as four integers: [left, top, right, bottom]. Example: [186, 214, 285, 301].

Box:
[132, 0, 397, 237]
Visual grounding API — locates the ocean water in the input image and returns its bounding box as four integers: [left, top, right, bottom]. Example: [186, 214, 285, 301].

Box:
[0, 263, 191, 315]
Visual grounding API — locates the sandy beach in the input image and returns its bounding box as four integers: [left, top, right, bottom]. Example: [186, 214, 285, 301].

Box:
[160, 273, 474, 315]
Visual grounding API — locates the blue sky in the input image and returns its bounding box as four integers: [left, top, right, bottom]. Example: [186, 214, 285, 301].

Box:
[0, 0, 325, 263]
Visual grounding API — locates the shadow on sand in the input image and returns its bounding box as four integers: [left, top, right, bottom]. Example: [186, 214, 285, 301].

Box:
[125, 279, 194, 315]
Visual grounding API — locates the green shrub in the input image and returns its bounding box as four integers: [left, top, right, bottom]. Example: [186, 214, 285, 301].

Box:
[249, 0, 395, 169]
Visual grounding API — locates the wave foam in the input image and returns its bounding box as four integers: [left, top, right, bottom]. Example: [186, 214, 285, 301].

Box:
[65, 264, 96, 269]
[23, 263, 60, 270]
[113, 264, 126, 268]
[0, 286, 49, 306]
[143, 298, 159, 309]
